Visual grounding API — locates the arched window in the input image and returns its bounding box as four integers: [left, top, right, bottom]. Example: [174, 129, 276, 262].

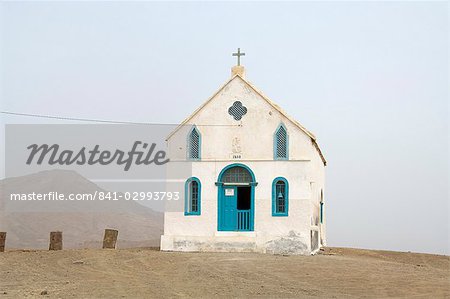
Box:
[274, 124, 288, 160]
[187, 126, 201, 160]
[272, 177, 289, 216]
[220, 166, 253, 183]
[185, 177, 201, 215]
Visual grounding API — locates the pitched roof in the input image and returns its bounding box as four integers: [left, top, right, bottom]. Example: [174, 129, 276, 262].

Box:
[166, 74, 327, 166]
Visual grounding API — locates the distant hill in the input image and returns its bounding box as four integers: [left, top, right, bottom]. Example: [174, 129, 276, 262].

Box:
[0, 170, 163, 249]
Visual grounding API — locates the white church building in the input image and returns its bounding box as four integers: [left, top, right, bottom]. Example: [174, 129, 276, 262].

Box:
[161, 51, 327, 255]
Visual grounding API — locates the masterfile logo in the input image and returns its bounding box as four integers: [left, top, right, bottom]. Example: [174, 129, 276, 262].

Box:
[3, 124, 193, 213]
[26, 141, 169, 171]
[4, 124, 191, 179]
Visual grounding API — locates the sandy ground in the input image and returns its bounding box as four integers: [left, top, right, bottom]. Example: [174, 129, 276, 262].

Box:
[0, 247, 448, 298]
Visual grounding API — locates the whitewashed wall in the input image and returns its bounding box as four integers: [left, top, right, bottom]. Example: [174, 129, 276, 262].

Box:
[161, 75, 326, 254]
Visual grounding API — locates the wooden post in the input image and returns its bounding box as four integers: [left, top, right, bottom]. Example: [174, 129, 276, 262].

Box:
[49, 231, 63, 250]
[102, 229, 118, 249]
[0, 232, 6, 252]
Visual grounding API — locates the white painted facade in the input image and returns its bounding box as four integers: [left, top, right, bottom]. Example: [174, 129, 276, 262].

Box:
[161, 66, 326, 255]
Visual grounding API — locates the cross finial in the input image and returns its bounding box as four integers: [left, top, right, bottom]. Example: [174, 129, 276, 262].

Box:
[232, 48, 245, 66]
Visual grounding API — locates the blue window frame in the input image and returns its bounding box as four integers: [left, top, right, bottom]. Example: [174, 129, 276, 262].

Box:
[320, 202, 324, 223]
[274, 123, 288, 160]
[187, 126, 201, 160]
[272, 177, 289, 216]
[320, 189, 324, 223]
[185, 177, 201, 215]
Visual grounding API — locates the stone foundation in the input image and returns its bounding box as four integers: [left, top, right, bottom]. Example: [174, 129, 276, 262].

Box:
[161, 231, 311, 255]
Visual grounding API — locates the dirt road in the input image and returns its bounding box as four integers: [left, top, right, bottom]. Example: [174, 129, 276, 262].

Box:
[0, 247, 448, 298]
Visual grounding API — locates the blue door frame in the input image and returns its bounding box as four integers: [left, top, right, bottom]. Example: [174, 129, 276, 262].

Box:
[216, 163, 257, 232]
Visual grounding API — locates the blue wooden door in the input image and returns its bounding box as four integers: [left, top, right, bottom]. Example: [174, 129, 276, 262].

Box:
[221, 186, 237, 231]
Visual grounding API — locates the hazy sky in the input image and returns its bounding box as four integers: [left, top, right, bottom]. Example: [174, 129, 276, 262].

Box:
[0, 2, 448, 254]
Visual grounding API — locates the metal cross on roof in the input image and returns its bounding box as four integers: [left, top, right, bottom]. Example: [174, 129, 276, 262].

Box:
[232, 48, 245, 66]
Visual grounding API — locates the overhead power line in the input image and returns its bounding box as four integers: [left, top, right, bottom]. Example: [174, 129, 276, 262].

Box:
[0, 111, 237, 127]
[1, 111, 157, 125]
